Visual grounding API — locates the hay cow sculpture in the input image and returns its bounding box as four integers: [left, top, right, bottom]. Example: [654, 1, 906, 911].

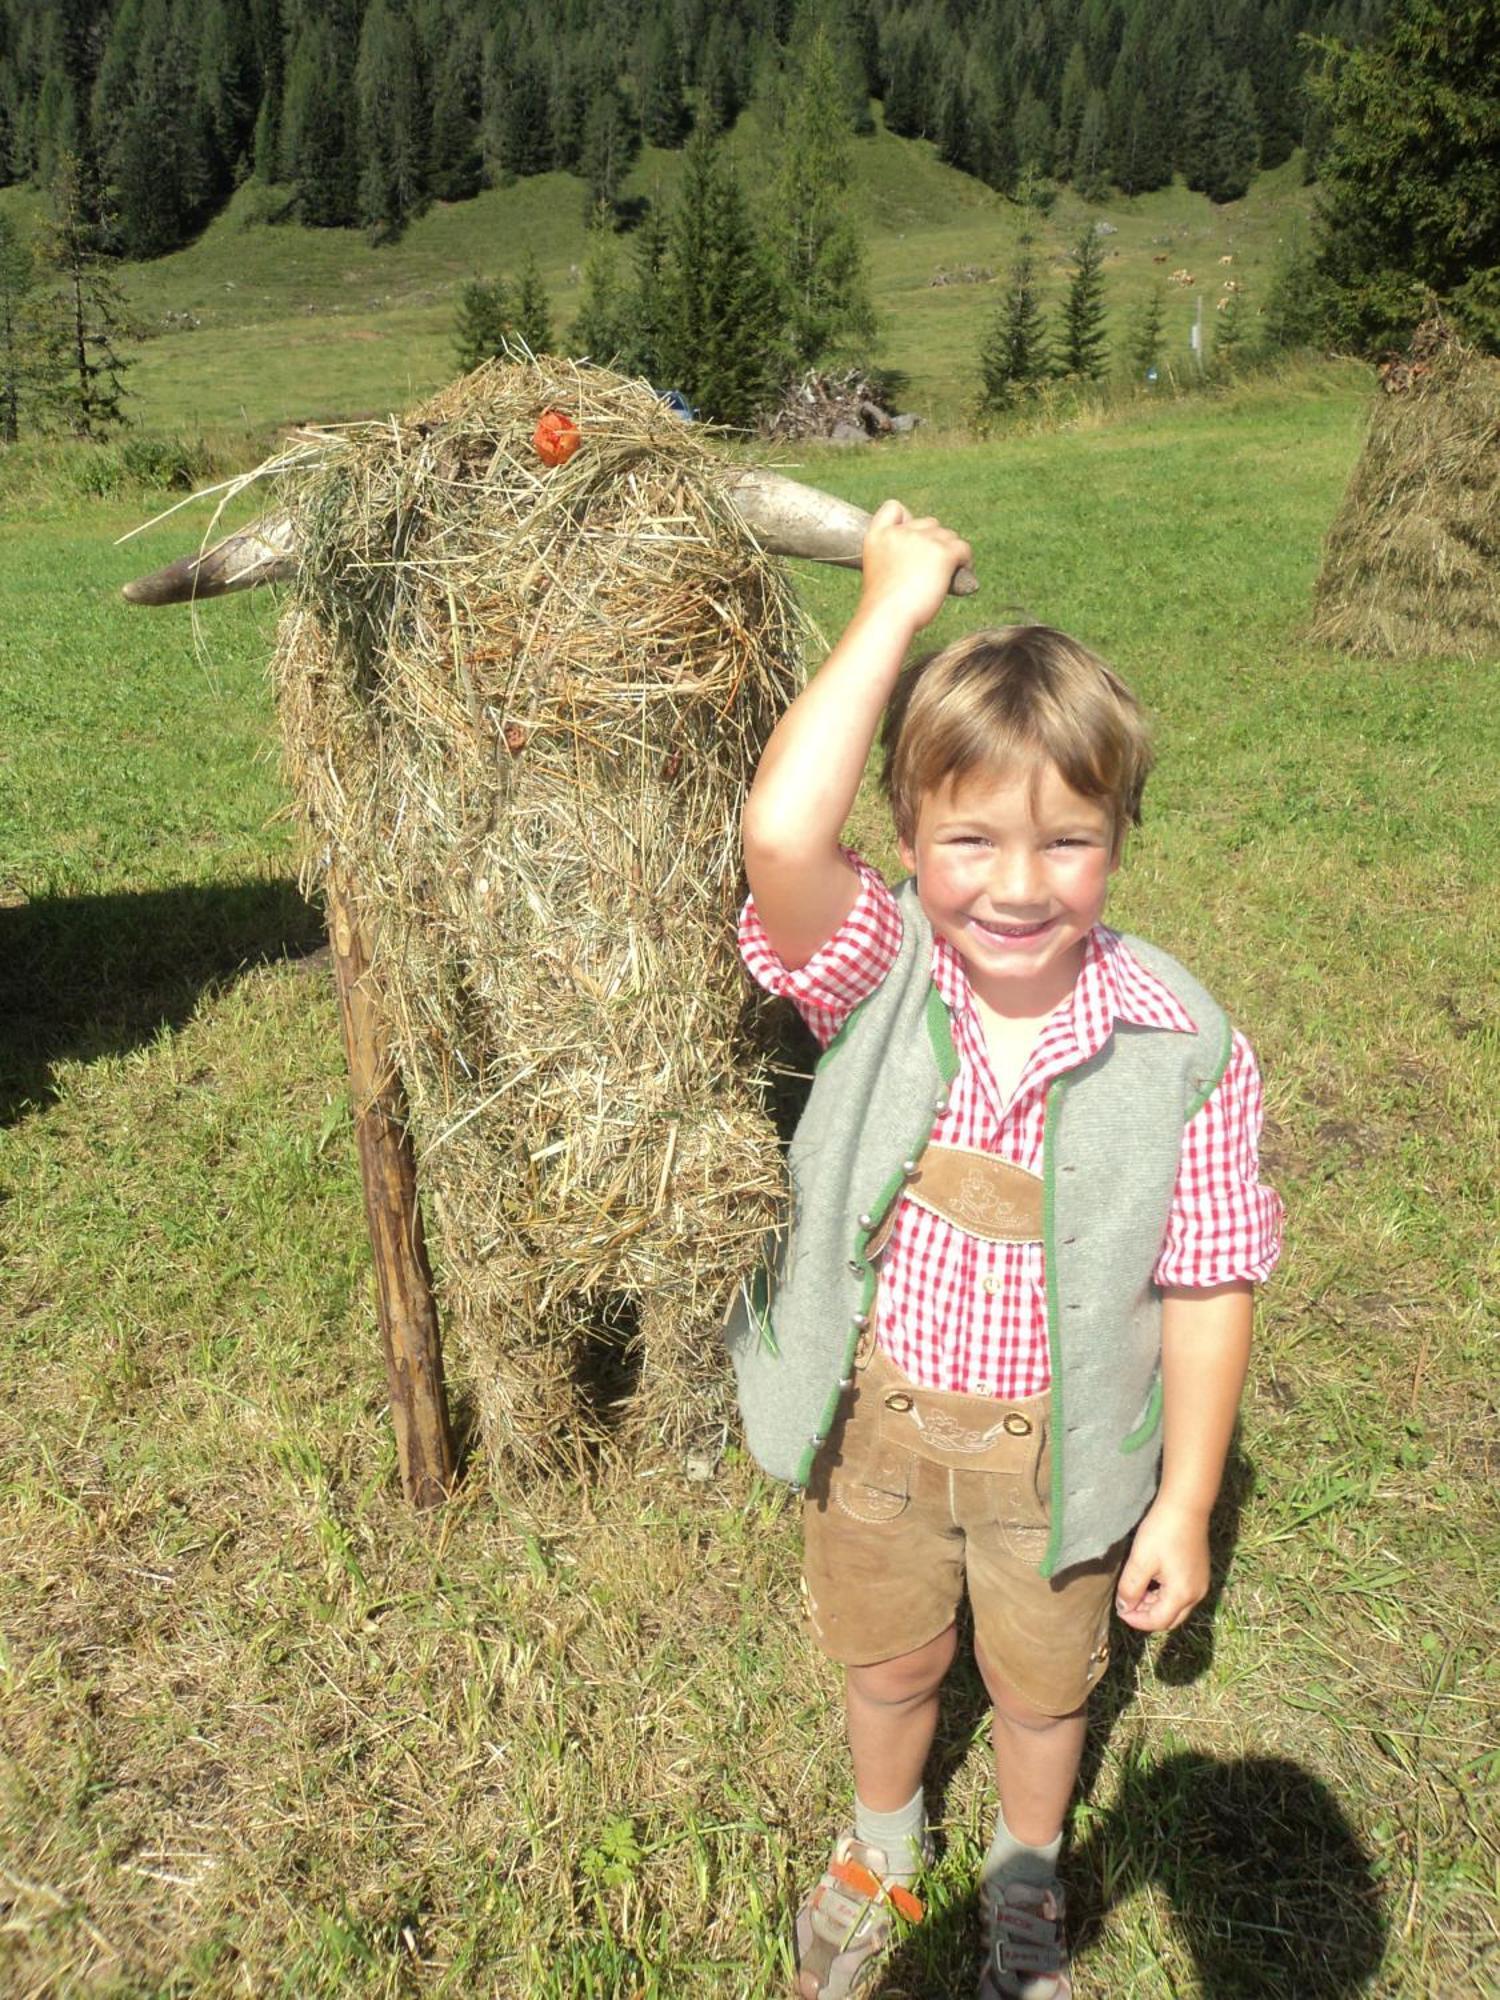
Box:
[124, 357, 975, 1502]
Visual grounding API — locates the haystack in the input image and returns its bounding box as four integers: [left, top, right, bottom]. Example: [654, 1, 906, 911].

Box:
[1310, 321, 1500, 659]
[270, 356, 808, 1469]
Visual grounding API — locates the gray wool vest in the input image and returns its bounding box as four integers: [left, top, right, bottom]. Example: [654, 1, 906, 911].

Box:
[725, 881, 1232, 1576]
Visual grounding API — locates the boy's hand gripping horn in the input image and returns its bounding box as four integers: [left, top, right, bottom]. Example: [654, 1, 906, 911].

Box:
[119, 468, 979, 606]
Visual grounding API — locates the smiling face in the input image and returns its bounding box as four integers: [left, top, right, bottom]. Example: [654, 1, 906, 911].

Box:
[898, 758, 1120, 1020]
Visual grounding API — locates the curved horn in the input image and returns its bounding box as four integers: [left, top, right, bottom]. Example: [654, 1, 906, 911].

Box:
[121, 514, 298, 605]
[726, 468, 979, 596]
[121, 470, 978, 606]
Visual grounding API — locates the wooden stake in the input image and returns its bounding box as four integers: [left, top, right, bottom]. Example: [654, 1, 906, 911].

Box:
[326, 866, 455, 1509]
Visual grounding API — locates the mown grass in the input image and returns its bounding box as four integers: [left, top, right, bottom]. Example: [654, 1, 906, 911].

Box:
[0, 117, 1313, 443]
[2, 370, 1497, 1998]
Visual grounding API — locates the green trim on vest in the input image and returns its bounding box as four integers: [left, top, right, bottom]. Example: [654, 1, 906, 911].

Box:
[1119, 1376, 1164, 1453]
[1039, 1076, 1069, 1578]
[925, 981, 961, 1082]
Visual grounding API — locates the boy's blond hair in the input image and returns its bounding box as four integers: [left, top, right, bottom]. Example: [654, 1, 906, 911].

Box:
[880, 625, 1153, 847]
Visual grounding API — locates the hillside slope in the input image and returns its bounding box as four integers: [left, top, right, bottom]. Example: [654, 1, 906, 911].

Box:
[2, 116, 1317, 438]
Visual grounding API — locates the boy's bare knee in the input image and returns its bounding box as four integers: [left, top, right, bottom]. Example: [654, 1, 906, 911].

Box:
[848, 1624, 958, 1708]
[976, 1645, 1084, 1732]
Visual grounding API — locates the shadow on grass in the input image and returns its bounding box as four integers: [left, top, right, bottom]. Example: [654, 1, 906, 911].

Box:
[0, 877, 325, 1123]
[882, 1445, 1385, 1994]
[887, 1749, 1385, 1997]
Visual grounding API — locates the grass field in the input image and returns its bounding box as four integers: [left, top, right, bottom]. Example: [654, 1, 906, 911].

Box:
[2, 340, 1497, 1999]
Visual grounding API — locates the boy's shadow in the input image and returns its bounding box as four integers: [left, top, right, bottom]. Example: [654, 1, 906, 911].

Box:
[0, 879, 325, 1123]
[882, 1449, 1386, 1995]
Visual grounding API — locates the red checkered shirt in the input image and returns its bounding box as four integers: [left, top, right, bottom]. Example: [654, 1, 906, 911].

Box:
[740, 856, 1283, 1398]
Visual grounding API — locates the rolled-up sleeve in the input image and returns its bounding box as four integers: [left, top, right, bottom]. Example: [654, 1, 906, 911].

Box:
[1155, 1030, 1284, 1288]
[738, 852, 903, 1048]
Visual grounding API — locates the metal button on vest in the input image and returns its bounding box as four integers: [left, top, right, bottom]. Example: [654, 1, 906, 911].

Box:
[1002, 1411, 1032, 1437]
[884, 1391, 914, 1413]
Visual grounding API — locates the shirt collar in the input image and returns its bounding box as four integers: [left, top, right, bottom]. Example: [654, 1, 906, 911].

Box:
[929, 924, 1197, 1062]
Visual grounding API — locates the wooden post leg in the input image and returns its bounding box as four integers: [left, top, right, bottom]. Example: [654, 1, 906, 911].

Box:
[326, 866, 456, 1509]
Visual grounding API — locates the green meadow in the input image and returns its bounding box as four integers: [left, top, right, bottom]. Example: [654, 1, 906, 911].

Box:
[1, 110, 1314, 440]
[2, 142, 1497, 1999]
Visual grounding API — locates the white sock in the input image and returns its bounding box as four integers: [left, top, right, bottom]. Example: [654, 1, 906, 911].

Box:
[853, 1787, 927, 1883]
[981, 1805, 1062, 1894]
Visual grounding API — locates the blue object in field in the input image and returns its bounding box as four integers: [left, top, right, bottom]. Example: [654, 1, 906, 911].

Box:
[655, 387, 696, 420]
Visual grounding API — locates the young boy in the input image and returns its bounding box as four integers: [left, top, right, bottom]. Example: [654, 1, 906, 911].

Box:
[726, 502, 1282, 2000]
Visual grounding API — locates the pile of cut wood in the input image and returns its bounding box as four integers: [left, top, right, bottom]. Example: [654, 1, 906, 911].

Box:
[762, 368, 920, 444]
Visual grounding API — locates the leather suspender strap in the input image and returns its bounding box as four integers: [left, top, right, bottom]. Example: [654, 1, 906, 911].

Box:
[866, 1144, 1044, 1257]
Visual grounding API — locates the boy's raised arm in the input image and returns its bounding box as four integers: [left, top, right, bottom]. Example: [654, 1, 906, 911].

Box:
[742, 501, 973, 970]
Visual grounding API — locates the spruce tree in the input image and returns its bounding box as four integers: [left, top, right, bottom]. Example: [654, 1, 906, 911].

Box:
[578, 80, 639, 226]
[698, 17, 747, 134]
[980, 223, 1049, 412]
[657, 129, 781, 425]
[0, 208, 36, 441]
[493, 52, 552, 179]
[36, 156, 132, 438]
[1213, 286, 1248, 371]
[454, 274, 513, 374]
[356, 0, 429, 240]
[1061, 223, 1108, 379]
[512, 248, 553, 354]
[1013, 90, 1054, 181]
[1072, 89, 1110, 200]
[1260, 224, 1322, 353]
[1129, 282, 1167, 382]
[569, 207, 632, 365]
[428, 27, 482, 201]
[1212, 68, 1261, 204]
[1308, 0, 1500, 353]
[281, 14, 358, 225]
[1056, 42, 1090, 177]
[637, 13, 690, 148]
[765, 23, 875, 368]
[618, 196, 670, 379]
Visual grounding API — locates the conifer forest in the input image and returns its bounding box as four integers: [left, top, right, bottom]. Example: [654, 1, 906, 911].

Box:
[0, 0, 1386, 258]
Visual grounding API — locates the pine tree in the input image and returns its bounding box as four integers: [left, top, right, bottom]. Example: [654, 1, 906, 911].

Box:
[512, 247, 552, 353]
[569, 207, 633, 365]
[1060, 223, 1108, 379]
[1072, 89, 1110, 200]
[578, 80, 639, 226]
[1128, 282, 1167, 381]
[1260, 223, 1322, 353]
[657, 129, 782, 425]
[1056, 41, 1089, 177]
[1180, 50, 1229, 194]
[281, 15, 358, 225]
[428, 24, 482, 201]
[698, 16, 747, 134]
[492, 50, 552, 179]
[1181, 52, 1259, 203]
[965, 50, 1017, 195]
[618, 195, 670, 379]
[0, 208, 36, 441]
[1013, 89, 1054, 180]
[1213, 286, 1248, 370]
[36, 156, 132, 438]
[765, 23, 875, 367]
[980, 223, 1049, 412]
[1308, 0, 1500, 353]
[1213, 68, 1261, 204]
[195, 0, 258, 194]
[637, 12, 690, 148]
[356, 0, 429, 240]
[454, 274, 513, 373]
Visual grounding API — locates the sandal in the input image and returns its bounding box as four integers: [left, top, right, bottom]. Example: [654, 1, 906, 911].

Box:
[977, 1878, 1071, 2000]
[793, 1833, 926, 1999]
